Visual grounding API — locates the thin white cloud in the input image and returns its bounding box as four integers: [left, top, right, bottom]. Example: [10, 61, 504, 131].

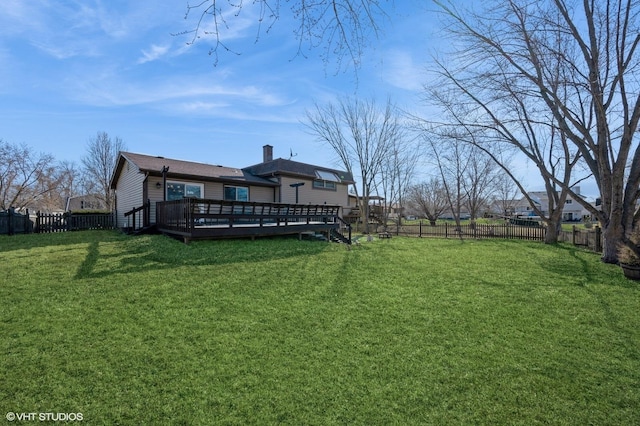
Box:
[67, 71, 294, 112]
[382, 50, 425, 91]
[0, 0, 45, 35]
[137, 44, 171, 64]
[167, 101, 303, 124]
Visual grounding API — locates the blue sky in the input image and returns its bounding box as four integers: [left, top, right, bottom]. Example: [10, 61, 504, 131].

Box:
[0, 1, 431, 166]
[0, 0, 595, 197]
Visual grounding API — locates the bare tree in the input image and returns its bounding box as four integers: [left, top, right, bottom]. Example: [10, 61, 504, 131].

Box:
[432, 0, 640, 262]
[491, 172, 522, 218]
[373, 131, 419, 229]
[406, 177, 449, 226]
[34, 161, 78, 212]
[425, 135, 470, 230]
[461, 145, 501, 223]
[304, 97, 401, 233]
[81, 132, 126, 211]
[178, 0, 388, 72]
[0, 140, 58, 211]
[56, 161, 83, 204]
[422, 110, 576, 243]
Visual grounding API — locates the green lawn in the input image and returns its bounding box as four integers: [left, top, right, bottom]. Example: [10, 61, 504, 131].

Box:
[1, 231, 639, 425]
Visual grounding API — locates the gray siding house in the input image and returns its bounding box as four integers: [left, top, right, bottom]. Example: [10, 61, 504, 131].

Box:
[109, 146, 354, 230]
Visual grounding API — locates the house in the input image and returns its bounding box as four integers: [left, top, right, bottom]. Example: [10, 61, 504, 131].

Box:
[109, 146, 354, 241]
[512, 187, 590, 221]
[243, 145, 354, 206]
[65, 194, 105, 211]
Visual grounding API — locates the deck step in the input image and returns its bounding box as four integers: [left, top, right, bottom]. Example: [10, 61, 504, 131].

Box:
[130, 225, 158, 235]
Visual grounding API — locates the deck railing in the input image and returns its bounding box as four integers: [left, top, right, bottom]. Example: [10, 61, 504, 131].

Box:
[156, 198, 342, 239]
[123, 200, 151, 232]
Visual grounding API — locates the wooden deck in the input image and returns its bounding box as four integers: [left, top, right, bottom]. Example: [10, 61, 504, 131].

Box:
[154, 198, 351, 243]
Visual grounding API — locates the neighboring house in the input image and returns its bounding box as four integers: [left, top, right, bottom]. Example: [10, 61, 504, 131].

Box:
[109, 145, 354, 229]
[513, 187, 590, 221]
[513, 193, 543, 217]
[65, 194, 105, 211]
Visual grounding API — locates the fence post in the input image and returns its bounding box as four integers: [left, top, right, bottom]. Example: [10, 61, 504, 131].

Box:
[572, 225, 577, 246]
[8, 207, 14, 236]
[419, 220, 422, 238]
[595, 226, 602, 253]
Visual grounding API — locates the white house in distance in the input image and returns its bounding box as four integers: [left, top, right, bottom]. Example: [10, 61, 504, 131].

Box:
[512, 187, 590, 221]
[109, 145, 354, 230]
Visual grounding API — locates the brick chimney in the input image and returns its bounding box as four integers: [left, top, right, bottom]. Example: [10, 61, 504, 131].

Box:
[263, 145, 273, 162]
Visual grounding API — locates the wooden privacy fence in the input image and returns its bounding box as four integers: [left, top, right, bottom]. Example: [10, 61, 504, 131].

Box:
[35, 212, 114, 233]
[0, 209, 34, 235]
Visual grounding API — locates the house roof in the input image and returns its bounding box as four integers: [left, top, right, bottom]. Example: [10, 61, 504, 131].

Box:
[110, 152, 279, 189]
[243, 158, 355, 184]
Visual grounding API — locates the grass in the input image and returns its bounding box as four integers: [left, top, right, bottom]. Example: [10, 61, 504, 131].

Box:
[1, 231, 639, 425]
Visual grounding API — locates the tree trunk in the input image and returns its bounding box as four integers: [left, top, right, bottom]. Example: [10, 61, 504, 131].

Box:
[601, 221, 624, 264]
[599, 169, 627, 264]
[544, 219, 560, 244]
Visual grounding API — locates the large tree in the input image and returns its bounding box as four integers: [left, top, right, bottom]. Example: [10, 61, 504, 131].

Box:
[81, 132, 126, 211]
[0, 140, 58, 211]
[305, 97, 403, 233]
[432, 0, 640, 261]
[406, 177, 449, 226]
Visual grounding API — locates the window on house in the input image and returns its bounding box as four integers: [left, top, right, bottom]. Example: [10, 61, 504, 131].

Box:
[313, 170, 340, 190]
[565, 199, 573, 204]
[313, 180, 337, 189]
[166, 182, 203, 201]
[224, 185, 249, 201]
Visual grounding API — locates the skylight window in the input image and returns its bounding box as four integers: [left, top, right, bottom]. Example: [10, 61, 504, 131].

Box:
[315, 170, 340, 182]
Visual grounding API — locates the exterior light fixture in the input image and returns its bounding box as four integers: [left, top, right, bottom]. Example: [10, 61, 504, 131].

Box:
[289, 182, 305, 203]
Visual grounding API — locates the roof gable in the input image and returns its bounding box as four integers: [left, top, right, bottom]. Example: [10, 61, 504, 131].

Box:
[243, 158, 354, 183]
[110, 152, 278, 189]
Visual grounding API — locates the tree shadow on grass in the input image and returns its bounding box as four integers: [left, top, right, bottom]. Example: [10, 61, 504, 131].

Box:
[73, 234, 341, 280]
[0, 230, 124, 253]
[74, 241, 99, 279]
[549, 243, 640, 290]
